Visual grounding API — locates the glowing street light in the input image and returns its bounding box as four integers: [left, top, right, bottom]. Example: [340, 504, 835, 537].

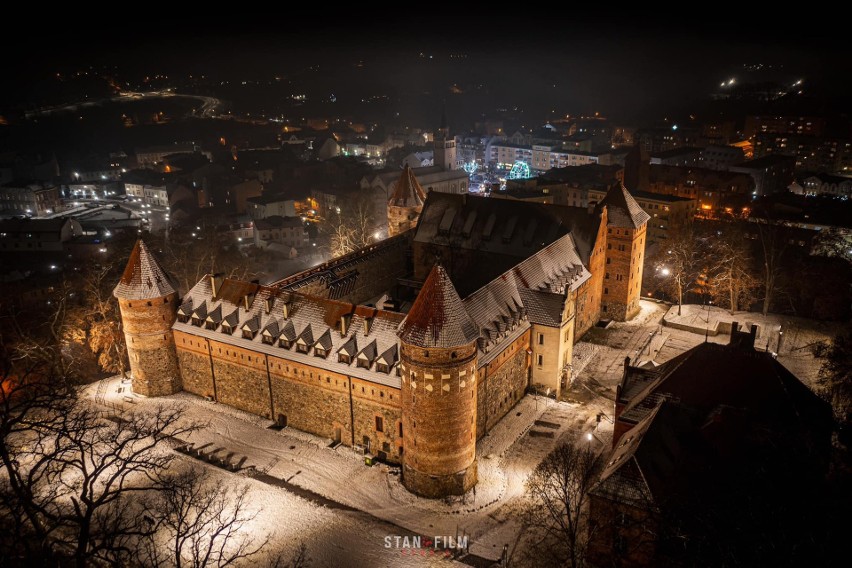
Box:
[661, 267, 671, 276]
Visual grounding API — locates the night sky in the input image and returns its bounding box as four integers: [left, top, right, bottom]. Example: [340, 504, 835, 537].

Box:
[2, 16, 851, 128]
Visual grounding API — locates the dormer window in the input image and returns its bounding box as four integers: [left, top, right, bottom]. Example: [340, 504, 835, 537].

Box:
[205, 321, 217, 331]
[177, 314, 189, 323]
[262, 334, 275, 345]
[338, 353, 351, 364]
[314, 347, 327, 358]
[191, 317, 202, 327]
[222, 324, 232, 335]
[357, 357, 371, 369]
[376, 362, 390, 374]
[279, 338, 292, 349]
[242, 329, 255, 340]
[296, 342, 309, 354]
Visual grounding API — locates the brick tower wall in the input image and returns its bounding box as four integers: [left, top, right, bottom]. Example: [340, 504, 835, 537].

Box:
[119, 291, 182, 396]
[476, 330, 530, 438]
[601, 223, 646, 321]
[400, 341, 478, 497]
[388, 205, 421, 238]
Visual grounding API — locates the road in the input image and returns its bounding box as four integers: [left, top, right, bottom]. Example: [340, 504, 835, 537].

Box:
[25, 90, 223, 119]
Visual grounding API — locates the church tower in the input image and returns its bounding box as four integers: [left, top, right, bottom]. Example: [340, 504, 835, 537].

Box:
[113, 240, 182, 396]
[398, 265, 480, 497]
[387, 165, 427, 237]
[598, 184, 651, 321]
[433, 108, 457, 171]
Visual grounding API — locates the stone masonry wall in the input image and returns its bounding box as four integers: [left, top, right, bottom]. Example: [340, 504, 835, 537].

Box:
[121, 292, 182, 397]
[602, 223, 646, 321]
[400, 341, 478, 497]
[476, 331, 531, 439]
[174, 332, 403, 462]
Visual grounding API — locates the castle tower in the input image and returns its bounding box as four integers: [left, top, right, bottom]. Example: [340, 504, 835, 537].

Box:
[387, 165, 427, 237]
[598, 184, 651, 321]
[398, 265, 480, 497]
[113, 240, 182, 396]
[433, 108, 457, 171]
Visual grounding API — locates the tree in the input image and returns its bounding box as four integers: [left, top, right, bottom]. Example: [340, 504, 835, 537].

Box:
[650, 229, 698, 315]
[707, 224, 759, 313]
[754, 220, 789, 316]
[140, 467, 299, 568]
[0, 378, 200, 568]
[523, 442, 602, 568]
[319, 191, 378, 258]
[814, 326, 852, 427]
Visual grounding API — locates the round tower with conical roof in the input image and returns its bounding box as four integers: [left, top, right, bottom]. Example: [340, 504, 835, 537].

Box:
[398, 265, 479, 497]
[113, 240, 182, 396]
[387, 165, 427, 237]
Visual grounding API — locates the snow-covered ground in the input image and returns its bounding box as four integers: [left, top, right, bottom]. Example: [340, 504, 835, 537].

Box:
[85, 377, 603, 567]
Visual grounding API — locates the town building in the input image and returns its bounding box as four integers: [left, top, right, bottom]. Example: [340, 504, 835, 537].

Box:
[792, 173, 852, 197]
[587, 324, 832, 567]
[0, 182, 61, 216]
[646, 165, 754, 213]
[649, 147, 702, 167]
[115, 185, 649, 498]
[743, 115, 825, 139]
[729, 155, 796, 196]
[588, 189, 694, 244]
[135, 143, 201, 168]
[253, 216, 308, 250]
[0, 217, 83, 252]
[387, 166, 427, 237]
[699, 144, 745, 170]
[246, 194, 297, 221]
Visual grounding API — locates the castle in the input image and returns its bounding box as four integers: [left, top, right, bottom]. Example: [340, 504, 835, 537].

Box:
[114, 171, 649, 498]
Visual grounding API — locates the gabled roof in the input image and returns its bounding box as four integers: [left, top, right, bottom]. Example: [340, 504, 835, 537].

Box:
[280, 320, 297, 342]
[242, 315, 260, 332]
[262, 319, 281, 338]
[113, 240, 178, 300]
[192, 302, 208, 320]
[206, 304, 223, 324]
[388, 165, 427, 208]
[597, 184, 651, 229]
[517, 288, 564, 327]
[377, 344, 398, 366]
[297, 324, 314, 346]
[358, 339, 378, 362]
[338, 335, 358, 356]
[222, 308, 239, 328]
[398, 264, 479, 349]
[315, 329, 333, 351]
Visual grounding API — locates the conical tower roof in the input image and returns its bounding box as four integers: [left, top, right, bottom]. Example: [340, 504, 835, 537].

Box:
[113, 240, 178, 300]
[599, 183, 651, 229]
[398, 265, 479, 349]
[388, 165, 427, 208]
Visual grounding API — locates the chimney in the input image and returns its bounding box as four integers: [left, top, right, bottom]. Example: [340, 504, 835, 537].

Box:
[243, 292, 255, 310]
[340, 313, 351, 336]
[282, 300, 291, 319]
[265, 296, 274, 314]
[210, 273, 223, 299]
[364, 316, 373, 336]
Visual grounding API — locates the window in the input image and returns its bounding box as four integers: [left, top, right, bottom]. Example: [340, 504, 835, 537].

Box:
[375, 416, 383, 432]
[376, 362, 389, 373]
[262, 334, 274, 345]
[242, 329, 255, 340]
[604, 287, 609, 295]
[537, 333, 544, 345]
[315, 347, 327, 358]
[338, 353, 351, 364]
[537, 354, 543, 366]
[205, 321, 217, 330]
[296, 343, 309, 354]
[606, 258, 611, 264]
[177, 314, 189, 323]
[605, 272, 610, 279]
[279, 338, 292, 349]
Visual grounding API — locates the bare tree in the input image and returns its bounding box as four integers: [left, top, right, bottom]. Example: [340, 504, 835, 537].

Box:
[707, 224, 760, 313]
[523, 442, 602, 568]
[319, 192, 377, 258]
[0, 379, 200, 568]
[650, 229, 698, 315]
[140, 467, 300, 568]
[754, 220, 789, 316]
[813, 326, 852, 426]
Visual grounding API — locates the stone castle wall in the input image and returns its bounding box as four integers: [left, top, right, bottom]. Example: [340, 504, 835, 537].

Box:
[400, 341, 478, 497]
[476, 330, 531, 438]
[173, 330, 402, 462]
[120, 292, 182, 396]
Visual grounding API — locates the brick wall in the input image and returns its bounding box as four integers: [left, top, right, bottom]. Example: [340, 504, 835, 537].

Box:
[476, 331, 531, 438]
[400, 341, 478, 497]
[602, 223, 646, 321]
[576, 208, 608, 337]
[174, 331, 403, 462]
[120, 292, 182, 396]
[387, 205, 420, 237]
[587, 494, 659, 568]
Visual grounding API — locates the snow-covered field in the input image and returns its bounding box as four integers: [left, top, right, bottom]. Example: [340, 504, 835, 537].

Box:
[85, 377, 602, 567]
